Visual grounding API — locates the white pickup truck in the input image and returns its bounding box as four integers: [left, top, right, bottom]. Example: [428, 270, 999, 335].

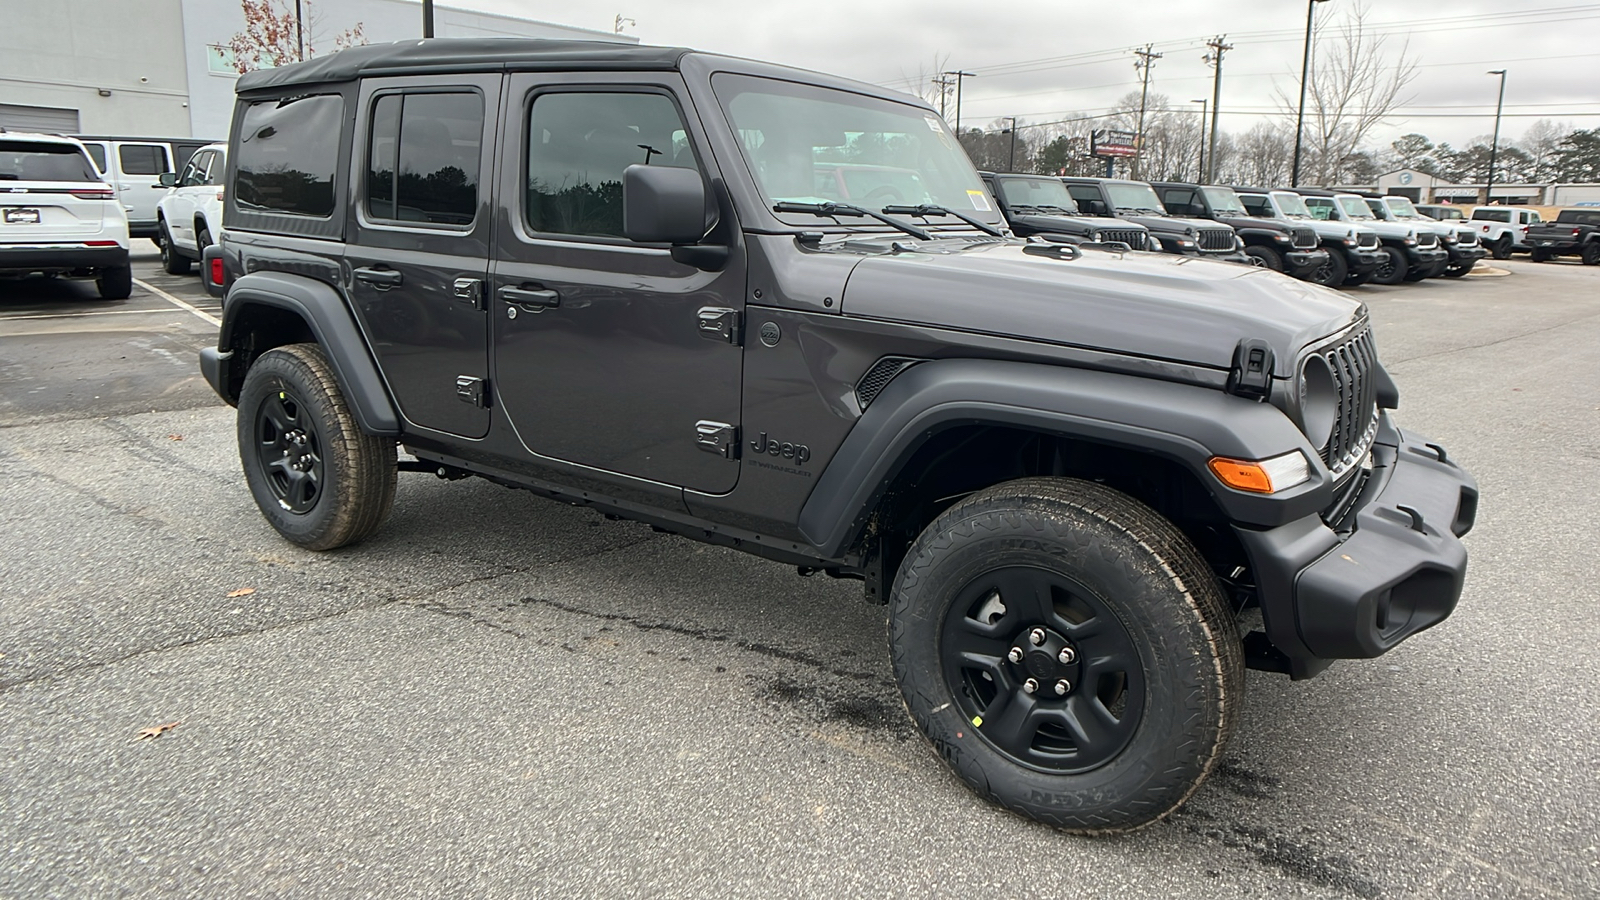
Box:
[1470, 207, 1542, 259]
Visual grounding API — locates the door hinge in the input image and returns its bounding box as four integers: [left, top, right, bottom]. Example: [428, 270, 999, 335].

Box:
[456, 375, 489, 408]
[453, 277, 485, 310]
[697, 307, 741, 345]
[695, 420, 739, 458]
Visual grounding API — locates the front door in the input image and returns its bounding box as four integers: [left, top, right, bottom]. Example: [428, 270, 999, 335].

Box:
[112, 141, 172, 228]
[491, 73, 744, 494]
[166, 148, 213, 251]
[345, 75, 501, 439]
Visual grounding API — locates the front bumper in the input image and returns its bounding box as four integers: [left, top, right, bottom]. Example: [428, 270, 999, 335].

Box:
[1341, 244, 1385, 274]
[1446, 243, 1488, 265]
[1405, 245, 1450, 268]
[0, 243, 129, 275]
[1284, 247, 1330, 278]
[1236, 419, 1477, 679]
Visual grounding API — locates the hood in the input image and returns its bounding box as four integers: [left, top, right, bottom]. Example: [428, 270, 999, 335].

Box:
[1215, 214, 1289, 235]
[840, 239, 1359, 375]
[1009, 213, 1148, 235]
[1123, 214, 1231, 236]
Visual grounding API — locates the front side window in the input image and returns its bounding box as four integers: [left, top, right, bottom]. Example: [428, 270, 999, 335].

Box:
[365, 91, 483, 226]
[118, 144, 167, 176]
[235, 94, 344, 218]
[713, 73, 997, 224]
[1160, 188, 1201, 216]
[180, 152, 208, 186]
[1239, 194, 1272, 217]
[525, 91, 699, 239]
[1527, 211, 1542, 224]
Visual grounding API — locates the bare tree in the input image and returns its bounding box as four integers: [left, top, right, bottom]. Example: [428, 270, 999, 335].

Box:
[1233, 122, 1293, 187]
[226, 0, 365, 73]
[890, 52, 955, 113]
[1518, 119, 1570, 183]
[1278, 0, 1419, 185]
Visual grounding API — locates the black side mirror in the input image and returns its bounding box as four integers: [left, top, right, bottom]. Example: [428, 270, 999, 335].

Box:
[1088, 200, 1109, 216]
[159, 172, 180, 187]
[623, 164, 709, 244]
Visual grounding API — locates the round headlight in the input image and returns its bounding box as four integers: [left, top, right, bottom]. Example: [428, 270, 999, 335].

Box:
[1299, 354, 1339, 451]
[1092, 230, 1104, 242]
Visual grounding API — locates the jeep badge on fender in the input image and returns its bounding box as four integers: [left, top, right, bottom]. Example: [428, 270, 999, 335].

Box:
[200, 38, 1477, 833]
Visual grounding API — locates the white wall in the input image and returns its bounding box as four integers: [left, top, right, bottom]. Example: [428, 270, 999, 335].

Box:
[1549, 184, 1600, 207]
[180, 0, 636, 139]
[0, 0, 192, 136]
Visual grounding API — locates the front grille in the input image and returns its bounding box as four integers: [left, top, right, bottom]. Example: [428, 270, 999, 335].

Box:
[1198, 228, 1235, 252]
[1357, 232, 1379, 248]
[1101, 229, 1146, 249]
[1318, 326, 1380, 480]
[1292, 227, 1318, 249]
[855, 356, 922, 409]
[1455, 229, 1477, 246]
[1417, 232, 1439, 248]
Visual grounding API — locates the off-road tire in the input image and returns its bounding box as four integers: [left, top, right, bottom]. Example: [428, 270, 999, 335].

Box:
[1531, 248, 1552, 263]
[1490, 235, 1513, 260]
[158, 220, 190, 275]
[1371, 246, 1408, 285]
[97, 264, 132, 300]
[1443, 263, 1472, 278]
[1244, 244, 1283, 272]
[1308, 248, 1348, 287]
[237, 343, 396, 551]
[1582, 242, 1600, 266]
[888, 477, 1243, 833]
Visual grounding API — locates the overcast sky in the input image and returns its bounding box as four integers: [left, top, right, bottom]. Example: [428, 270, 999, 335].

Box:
[440, 0, 1600, 152]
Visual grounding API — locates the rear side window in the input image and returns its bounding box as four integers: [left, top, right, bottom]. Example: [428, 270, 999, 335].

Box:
[365, 91, 483, 226]
[235, 95, 344, 218]
[524, 91, 700, 239]
[0, 141, 99, 182]
[118, 144, 168, 175]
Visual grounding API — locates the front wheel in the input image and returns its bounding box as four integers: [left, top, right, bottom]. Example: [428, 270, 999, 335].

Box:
[1243, 244, 1283, 272]
[237, 343, 397, 550]
[1443, 263, 1472, 278]
[1307, 248, 1348, 287]
[1371, 246, 1408, 285]
[889, 477, 1243, 832]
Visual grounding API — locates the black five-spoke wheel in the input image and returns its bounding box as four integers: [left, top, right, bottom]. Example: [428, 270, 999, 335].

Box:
[942, 567, 1141, 774]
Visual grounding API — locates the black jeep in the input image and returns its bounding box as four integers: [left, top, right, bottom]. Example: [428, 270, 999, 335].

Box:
[1061, 176, 1253, 265]
[980, 171, 1156, 251]
[1150, 181, 1328, 280]
[199, 39, 1478, 833]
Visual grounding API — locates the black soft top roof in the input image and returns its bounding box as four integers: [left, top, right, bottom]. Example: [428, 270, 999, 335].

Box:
[237, 38, 692, 92]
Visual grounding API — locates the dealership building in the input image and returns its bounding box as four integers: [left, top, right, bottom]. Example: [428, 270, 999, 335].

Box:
[1363, 169, 1600, 208]
[0, 0, 633, 140]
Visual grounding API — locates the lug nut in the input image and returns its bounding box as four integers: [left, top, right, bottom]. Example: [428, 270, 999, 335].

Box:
[1054, 679, 1071, 695]
[1023, 678, 1038, 694]
[1007, 647, 1024, 663]
[1028, 628, 1046, 646]
[1057, 646, 1076, 664]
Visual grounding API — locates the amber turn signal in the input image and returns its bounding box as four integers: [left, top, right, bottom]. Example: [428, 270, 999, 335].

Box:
[1208, 451, 1311, 494]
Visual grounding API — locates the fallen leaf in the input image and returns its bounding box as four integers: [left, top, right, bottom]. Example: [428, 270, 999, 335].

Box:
[226, 588, 255, 598]
[167, 434, 184, 441]
[136, 721, 181, 741]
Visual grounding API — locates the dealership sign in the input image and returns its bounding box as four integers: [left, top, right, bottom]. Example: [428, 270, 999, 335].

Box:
[1092, 130, 1141, 158]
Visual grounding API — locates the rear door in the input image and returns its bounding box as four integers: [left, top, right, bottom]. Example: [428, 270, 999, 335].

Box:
[344, 75, 501, 439]
[111, 141, 172, 228]
[490, 72, 745, 494]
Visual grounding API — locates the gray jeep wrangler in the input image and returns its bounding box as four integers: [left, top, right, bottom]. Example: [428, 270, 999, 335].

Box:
[199, 39, 1478, 832]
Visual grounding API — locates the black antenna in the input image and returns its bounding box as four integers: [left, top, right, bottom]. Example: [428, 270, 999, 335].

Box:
[638, 144, 661, 165]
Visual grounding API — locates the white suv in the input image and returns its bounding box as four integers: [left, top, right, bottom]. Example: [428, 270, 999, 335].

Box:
[0, 132, 132, 299]
[1470, 206, 1542, 259]
[155, 142, 226, 275]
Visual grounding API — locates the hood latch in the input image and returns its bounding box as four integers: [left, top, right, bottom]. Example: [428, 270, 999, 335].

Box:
[1227, 339, 1274, 401]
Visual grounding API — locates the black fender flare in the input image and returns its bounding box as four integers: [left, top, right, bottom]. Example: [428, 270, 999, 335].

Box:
[215, 271, 400, 436]
[798, 358, 1330, 558]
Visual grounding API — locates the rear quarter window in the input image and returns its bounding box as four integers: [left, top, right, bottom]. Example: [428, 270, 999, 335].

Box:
[235, 94, 344, 218]
[1471, 209, 1510, 223]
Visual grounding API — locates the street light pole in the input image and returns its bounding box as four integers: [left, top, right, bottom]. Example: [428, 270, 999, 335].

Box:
[1192, 99, 1207, 182]
[422, 0, 434, 38]
[1291, 0, 1331, 187]
[1003, 117, 1018, 172]
[1486, 69, 1508, 205]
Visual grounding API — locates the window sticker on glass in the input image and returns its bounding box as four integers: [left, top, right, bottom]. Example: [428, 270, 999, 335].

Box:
[924, 115, 944, 133]
[967, 190, 991, 212]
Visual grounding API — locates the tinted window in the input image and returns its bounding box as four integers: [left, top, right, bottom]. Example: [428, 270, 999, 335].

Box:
[83, 143, 106, 172]
[996, 177, 1077, 212]
[525, 91, 699, 239]
[118, 144, 167, 175]
[1065, 184, 1103, 210]
[235, 94, 344, 218]
[1471, 208, 1510, 223]
[366, 91, 483, 226]
[1303, 197, 1336, 220]
[1239, 194, 1272, 217]
[1160, 188, 1200, 216]
[0, 141, 100, 182]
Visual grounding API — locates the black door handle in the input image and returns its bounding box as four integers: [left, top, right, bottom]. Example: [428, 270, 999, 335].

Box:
[354, 267, 404, 287]
[498, 285, 560, 309]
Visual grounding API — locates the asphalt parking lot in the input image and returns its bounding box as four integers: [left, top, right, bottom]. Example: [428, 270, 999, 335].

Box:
[2, 250, 1597, 899]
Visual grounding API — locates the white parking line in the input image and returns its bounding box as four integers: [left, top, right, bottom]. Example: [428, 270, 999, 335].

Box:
[133, 278, 221, 327]
[1, 308, 192, 321]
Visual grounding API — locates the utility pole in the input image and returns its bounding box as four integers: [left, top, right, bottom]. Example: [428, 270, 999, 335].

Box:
[933, 74, 954, 120]
[294, 0, 305, 60]
[614, 14, 636, 34]
[944, 70, 975, 135]
[1192, 99, 1207, 182]
[1291, 0, 1332, 187]
[422, 0, 434, 38]
[1203, 35, 1232, 184]
[1485, 69, 1508, 205]
[1132, 45, 1162, 179]
[1003, 117, 1018, 172]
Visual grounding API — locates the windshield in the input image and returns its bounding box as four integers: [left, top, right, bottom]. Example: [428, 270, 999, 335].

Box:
[1200, 186, 1247, 216]
[1104, 182, 1167, 215]
[1338, 196, 1376, 219]
[1385, 197, 1421, 217]
[0, 141, 100, 182]
[1271, 191, 1313, 218]
[996, 176, 1078, 213]
[713, 73, 998, 225]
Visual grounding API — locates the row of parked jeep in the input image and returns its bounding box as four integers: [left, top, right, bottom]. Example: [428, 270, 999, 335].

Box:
[980, 172, 1490, 287]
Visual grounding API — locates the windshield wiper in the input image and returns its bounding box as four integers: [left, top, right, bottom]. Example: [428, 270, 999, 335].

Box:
[1031, 204, 1076, 215]
[773, 201, 931, 240]
[882, 204, 1004, 237]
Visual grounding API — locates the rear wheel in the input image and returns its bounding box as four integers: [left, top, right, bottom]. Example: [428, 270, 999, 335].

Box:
[1490, 234, 1513, 260]
[1531, 248, 1553, 263]
[237, 343, 397, 550]
[97, 264, 132, 300]
[1371, 246, 1407, 285]
[1582, 242, 1600, 266]
[158, 220, 190, 275]
[1307, 248, 1348, 287]
[1243, 244, 1283, 272]
[889, 477, 1243, 833]
[196, 224, 213, 257]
